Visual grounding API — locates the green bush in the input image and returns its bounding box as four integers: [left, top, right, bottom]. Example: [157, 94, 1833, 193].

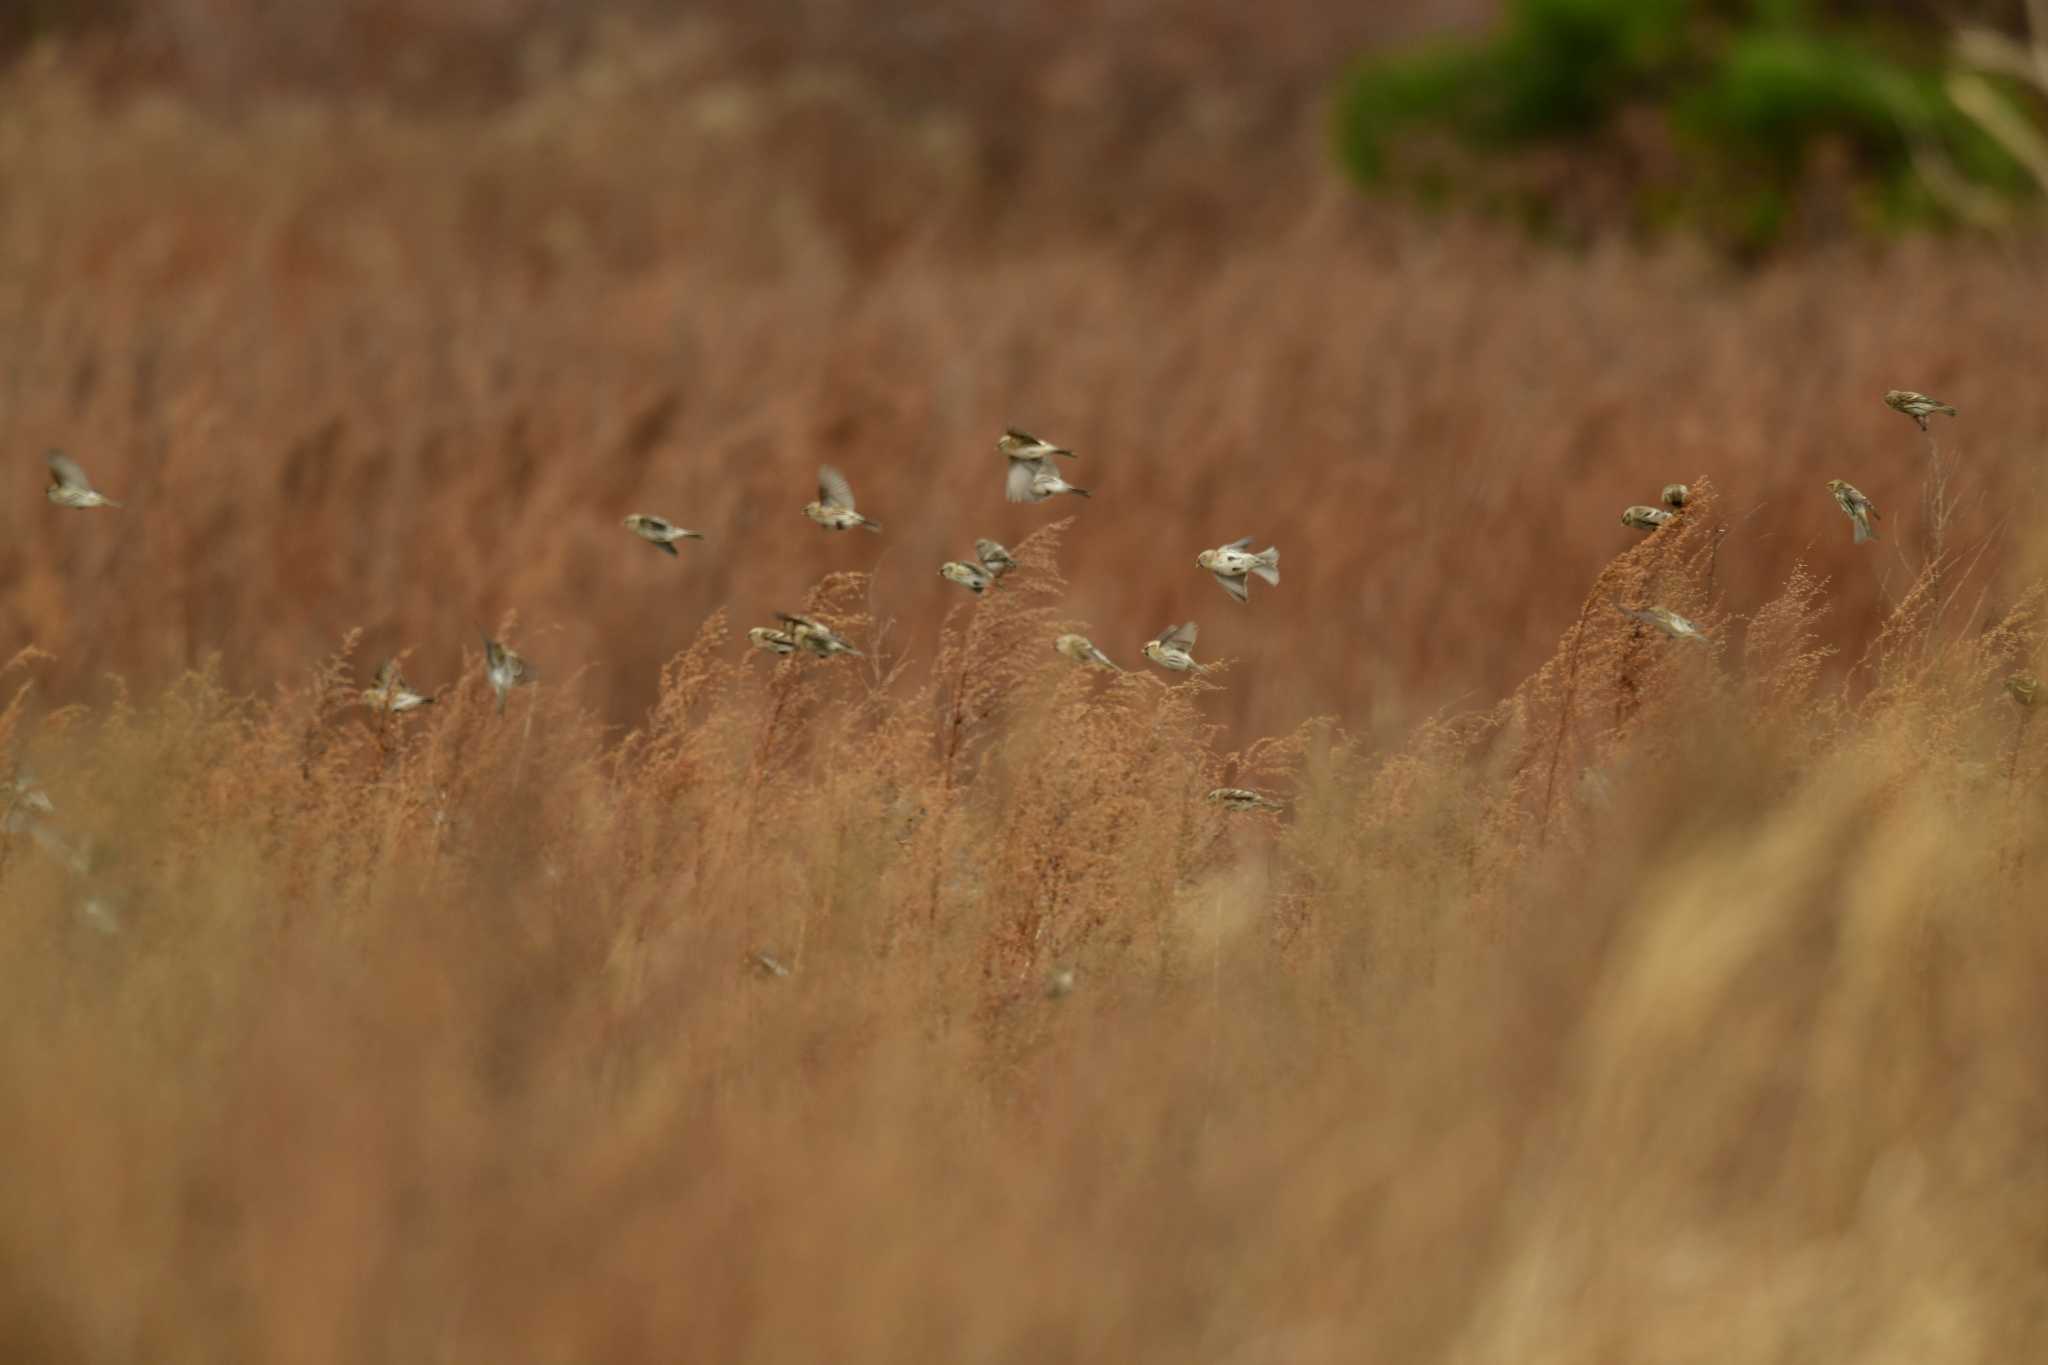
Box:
[1333, 0, 2038, 250]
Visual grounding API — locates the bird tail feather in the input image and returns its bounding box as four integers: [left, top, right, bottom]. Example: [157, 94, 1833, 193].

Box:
[1252, 548, 1279, 585]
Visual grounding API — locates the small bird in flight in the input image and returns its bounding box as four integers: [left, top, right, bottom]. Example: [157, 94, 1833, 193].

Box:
[481, 631, 536, 712]
[1006, 458, 1090, 504]
[1613, 602, 1710, 643]
[1621, 505, 1672, 531]
[1197, 537, 1280, 603]
[748, 626, 799, 656]
[776, 612, 864, 658]
[364, 659, 434, 713]
[1883, 389, 1957, 432]
[1825, 478, 1880, 544]
[996, 428, 1076, 464]
[940, 560, 993, 595]
[974, 538, 1019, 581]
[804, 465, 882, 533]
[1207, 787, 1284, 813]
[622, 514, 706, 556]
[1055, 633, 1122, 671]
[45, 451, 122, 510]
[1660, 483, 1689, 509]
[2008, 672, 2041, 709]
[1142, 621, 1205, 673]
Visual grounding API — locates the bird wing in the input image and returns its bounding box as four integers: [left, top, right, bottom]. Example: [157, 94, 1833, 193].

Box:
[1159, 621, 1198, 650]
[1213, 570, 1250, 603]
[374, 659, 399, 690]
[818, 465, 856, 511]
[776, 612, 821, 633]
[481, 635, 504, 669]
[1005, 459, 1044, 503]
[46, 452, 92, 491]
[1223, 536, 1254, 552]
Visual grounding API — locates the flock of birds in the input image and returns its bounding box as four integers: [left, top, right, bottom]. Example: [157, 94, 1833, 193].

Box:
[17, 385, 2042, 949]
[34, 424, 1290, 816]
[1600, 388, 1967, 647]
[29, 387, 2032, 822]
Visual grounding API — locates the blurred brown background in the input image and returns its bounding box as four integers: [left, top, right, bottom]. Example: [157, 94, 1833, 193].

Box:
[2, 0, 2042, 743]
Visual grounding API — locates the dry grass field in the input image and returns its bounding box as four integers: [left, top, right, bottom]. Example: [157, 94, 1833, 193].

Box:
[5, 5, 2048, 1360]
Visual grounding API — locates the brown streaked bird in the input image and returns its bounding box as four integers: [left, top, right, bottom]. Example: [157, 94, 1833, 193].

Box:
[45, 451, 121, 510]
[1197, 537, 1280, 603]
[1006, 456, 1090, 504]
[1826, 478, 1880, 544]
[804, 465, 882, 533]
[1207, 787, 1284, 813]
[1055, 633, 1122, 671]
[748, 626, 799, 656]
[940, 561, 992, 595]
[364, 659, 434, 713]
[2007, 672, 2041, 709]
[1621, 505, 1672, 531]
[622, 514, 705, 556]
[996, 428, 1076, 463]
[481, 632, 536, 713]
[776, 612, 864, 658]
[974, 538, 1019, 580]
[1613, 602, 1711, 643]
[1142, 621, 1205, 673]
[1884, 389, 1957, 431]
[1660, 483, 1689, 509]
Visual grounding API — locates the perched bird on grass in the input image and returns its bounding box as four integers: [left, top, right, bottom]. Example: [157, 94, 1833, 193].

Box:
[804, 465, 882, 533]
[1826, 478, 1881, 544]
[1621, 505, 1672, 531]
[364, 659, 434, 713]
[940, 560, 993, 595]
[1661, 483, 1689, 509]
[45, 451, 121, 510]
[776, 612, 864, 658]
[1197, 537, 1280, 604]
[1884, 389, 1957, 431]
[748, 626, 799, 656]
[1207, 787, 1284, 813]
[2007, 672, 2041, 708]
[997, 428, 1076, 464]
[622, 514, 705, 556]
[1006, 456, 1091, 504]
[481, 631, 536, 712]
[1055, 633, 1122, 671]
[1613, 602, 1711, 643]
[974, 538, 1019, 581]
[1142, 621, 1205, 673]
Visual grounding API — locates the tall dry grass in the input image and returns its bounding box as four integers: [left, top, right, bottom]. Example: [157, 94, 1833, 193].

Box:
[7, 474, 2048, 1358]
[6, 12, 2048, 1359]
